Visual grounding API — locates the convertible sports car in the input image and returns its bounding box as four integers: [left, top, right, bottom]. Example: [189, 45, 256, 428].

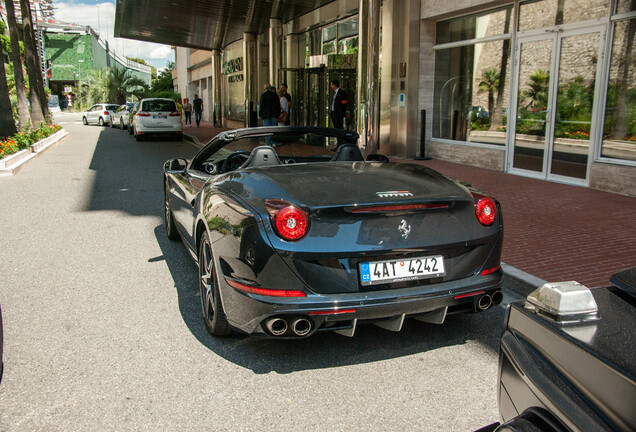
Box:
[163, 127, 503, 338]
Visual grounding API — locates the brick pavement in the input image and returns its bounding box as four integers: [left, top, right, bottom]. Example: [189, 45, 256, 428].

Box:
[184, 125, 636, 288]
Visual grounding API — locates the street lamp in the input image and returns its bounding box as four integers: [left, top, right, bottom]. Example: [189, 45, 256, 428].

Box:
[77, 59, 84, 101]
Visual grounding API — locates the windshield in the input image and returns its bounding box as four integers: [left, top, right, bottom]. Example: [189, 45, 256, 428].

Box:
[142, 100, 176, 112]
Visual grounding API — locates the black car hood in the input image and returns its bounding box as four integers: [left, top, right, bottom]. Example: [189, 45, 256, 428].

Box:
[226, 162, 473, 209]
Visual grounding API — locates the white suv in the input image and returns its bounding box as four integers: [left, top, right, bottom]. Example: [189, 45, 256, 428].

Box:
[132, 98, 182, 141]
[82, 103, 119, 126]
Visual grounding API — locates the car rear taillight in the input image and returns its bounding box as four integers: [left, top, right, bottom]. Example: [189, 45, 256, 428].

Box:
[169, 111, 181, 116]
[472, 193, 497, 226]
[137, 111, 151, 117]
[225, 278, 306, 297]
[265, 199, 309, 241]
[104, 111, 109, 115]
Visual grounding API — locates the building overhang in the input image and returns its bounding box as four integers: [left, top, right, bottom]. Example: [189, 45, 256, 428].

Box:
[114, 0, 336, 50]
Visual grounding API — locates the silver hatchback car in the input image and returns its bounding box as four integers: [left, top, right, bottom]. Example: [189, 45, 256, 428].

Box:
[82, 103, 119, 126]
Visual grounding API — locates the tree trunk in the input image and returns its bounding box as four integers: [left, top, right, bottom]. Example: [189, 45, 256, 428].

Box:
[0, 52, 18, 138]
[4, 0, 30, 129]
[19, 0, 49, 125]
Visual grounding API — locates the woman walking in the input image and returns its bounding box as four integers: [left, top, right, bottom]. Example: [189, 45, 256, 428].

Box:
[183, 98, 193, 127]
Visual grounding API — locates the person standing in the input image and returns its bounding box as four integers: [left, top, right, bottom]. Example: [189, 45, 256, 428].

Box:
[183, 98, 193, 127]
[259, 83, 280, 127]
[330, 79, 348, 129]
[193, 94, 204, 127]
[277, 89, 288, 126]
[280, 83, 291, 125]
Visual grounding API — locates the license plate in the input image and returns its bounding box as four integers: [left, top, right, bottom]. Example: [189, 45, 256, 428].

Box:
[153, 115, 167, 119]
[359, 256, 445, 286]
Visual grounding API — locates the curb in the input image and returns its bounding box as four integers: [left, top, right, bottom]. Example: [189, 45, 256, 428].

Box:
[0, 129, 69, 176]
[501, 262, 546, 299]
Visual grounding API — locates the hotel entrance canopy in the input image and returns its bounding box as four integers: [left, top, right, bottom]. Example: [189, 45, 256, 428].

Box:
[114, 0, 336, 50]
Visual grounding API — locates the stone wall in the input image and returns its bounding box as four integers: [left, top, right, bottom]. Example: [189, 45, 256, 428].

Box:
[590, 162, 636, 196]
[427, 140, 505, 171]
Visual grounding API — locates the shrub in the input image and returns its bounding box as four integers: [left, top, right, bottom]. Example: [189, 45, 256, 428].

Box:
[0, 123, 62, 160]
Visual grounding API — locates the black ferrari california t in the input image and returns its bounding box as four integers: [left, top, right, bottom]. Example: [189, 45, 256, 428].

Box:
[163, 127, 503, 338]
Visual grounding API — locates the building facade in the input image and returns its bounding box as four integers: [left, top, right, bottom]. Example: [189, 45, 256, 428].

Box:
[167, 0, 635, 196]
[44, 24, 152, 104]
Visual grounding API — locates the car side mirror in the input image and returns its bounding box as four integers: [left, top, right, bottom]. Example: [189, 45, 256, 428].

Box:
[366, 153, 390, 162]
[166, 158, 187, 172]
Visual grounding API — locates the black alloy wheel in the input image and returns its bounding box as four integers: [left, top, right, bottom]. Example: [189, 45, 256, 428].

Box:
[82, 116, 88, 125]
[98, 117, 105, 126]
[198, 232, 231, 336]
[164, 181, 179, 240]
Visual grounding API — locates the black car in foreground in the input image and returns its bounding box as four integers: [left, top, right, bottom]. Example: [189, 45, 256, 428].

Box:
[164, 127, 503, 338]
[480, 267, 636, 432]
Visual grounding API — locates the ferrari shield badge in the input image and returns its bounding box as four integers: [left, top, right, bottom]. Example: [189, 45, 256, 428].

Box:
[398, 219, 411, 239]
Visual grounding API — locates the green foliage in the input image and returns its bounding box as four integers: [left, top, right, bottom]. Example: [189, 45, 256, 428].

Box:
[140, 90, 180, 100]
[150, 61, 174, 93]
[108, 67, 148, 104]
[520, 69, 549, 110]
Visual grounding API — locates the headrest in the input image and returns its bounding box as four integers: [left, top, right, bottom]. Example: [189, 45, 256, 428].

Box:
[331, 144, 364, 162]
[241, 146, 281, 169]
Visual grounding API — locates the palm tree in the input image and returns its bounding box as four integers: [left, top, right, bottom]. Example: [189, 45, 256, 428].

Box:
[4, 0, 30, 129]
[0, 52, 17, 137]
[107, 68, 147, 104]
[80, 69, 110, 107]
[522, 69, 550, 110]
[19, 0, 48, 125]
[478, 68, 500, 117]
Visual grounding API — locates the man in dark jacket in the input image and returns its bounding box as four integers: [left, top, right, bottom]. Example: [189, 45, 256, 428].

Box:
[259, 83, 280, 127]
[280, 83, 291, 125]
[330, 79, 348, 129]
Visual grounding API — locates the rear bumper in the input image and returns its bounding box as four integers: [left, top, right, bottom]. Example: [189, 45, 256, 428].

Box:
[222, 270, 503, 337]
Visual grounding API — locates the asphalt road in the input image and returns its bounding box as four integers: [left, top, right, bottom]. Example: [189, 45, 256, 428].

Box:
[0, 112, 510, 431]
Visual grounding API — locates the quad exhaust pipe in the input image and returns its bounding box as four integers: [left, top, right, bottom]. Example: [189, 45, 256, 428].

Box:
[291, 318, 312, 336]
[264, 316, 313, 337]
[265, 317, 288, 336]
[475, 290, 503, 311]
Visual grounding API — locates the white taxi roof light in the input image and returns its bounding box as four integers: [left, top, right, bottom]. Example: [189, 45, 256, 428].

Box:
[525, 281, 599, 322]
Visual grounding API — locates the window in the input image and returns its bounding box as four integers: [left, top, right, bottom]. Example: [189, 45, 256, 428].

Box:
[142, 100, 177, 112]
[601, 18, 636, 161]
[433, 7, 513, 145]
[518, 0, 609, 32]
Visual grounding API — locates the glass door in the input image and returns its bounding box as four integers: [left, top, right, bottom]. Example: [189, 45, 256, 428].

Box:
[509, 26, 604, 183]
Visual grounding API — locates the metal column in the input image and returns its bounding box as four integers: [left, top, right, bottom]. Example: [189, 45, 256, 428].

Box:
[243, 33, 257, 127]
[269, 19, 282, 86]
[211, 49, 222, 127]
[356, 0, 381, 155]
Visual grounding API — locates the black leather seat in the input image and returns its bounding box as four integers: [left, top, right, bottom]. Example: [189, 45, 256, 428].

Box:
[241, 146, 281, 168]
[331, 144, 364, 162]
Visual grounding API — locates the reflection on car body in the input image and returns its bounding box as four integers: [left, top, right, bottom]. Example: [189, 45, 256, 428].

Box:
[163, 126, 504, 339]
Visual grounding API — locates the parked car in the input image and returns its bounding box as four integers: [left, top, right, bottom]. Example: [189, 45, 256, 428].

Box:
[128, 101, 140, 135]
[132, 98, 182, 141]
[479, 267, 636, 432]
[163, 127, 504, 339]
[110, 103, 133, 130]
[82, 103, 119, 126]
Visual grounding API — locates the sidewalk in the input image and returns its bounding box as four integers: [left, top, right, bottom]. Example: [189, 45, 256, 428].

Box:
[184, 123, 636, 290]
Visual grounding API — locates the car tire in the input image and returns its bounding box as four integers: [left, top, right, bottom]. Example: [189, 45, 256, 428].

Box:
[164, 181, 179, 241]
[110, 118, 115, 128]
[128, 123, 133, 134]
[199, 232, 231, 337]
[134, 127, 143, 141]
[99, 117, 105, 126]
[82, 116, 88, 125]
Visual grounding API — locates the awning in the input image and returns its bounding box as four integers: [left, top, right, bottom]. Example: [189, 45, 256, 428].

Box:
[114, 0, 336, 50]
